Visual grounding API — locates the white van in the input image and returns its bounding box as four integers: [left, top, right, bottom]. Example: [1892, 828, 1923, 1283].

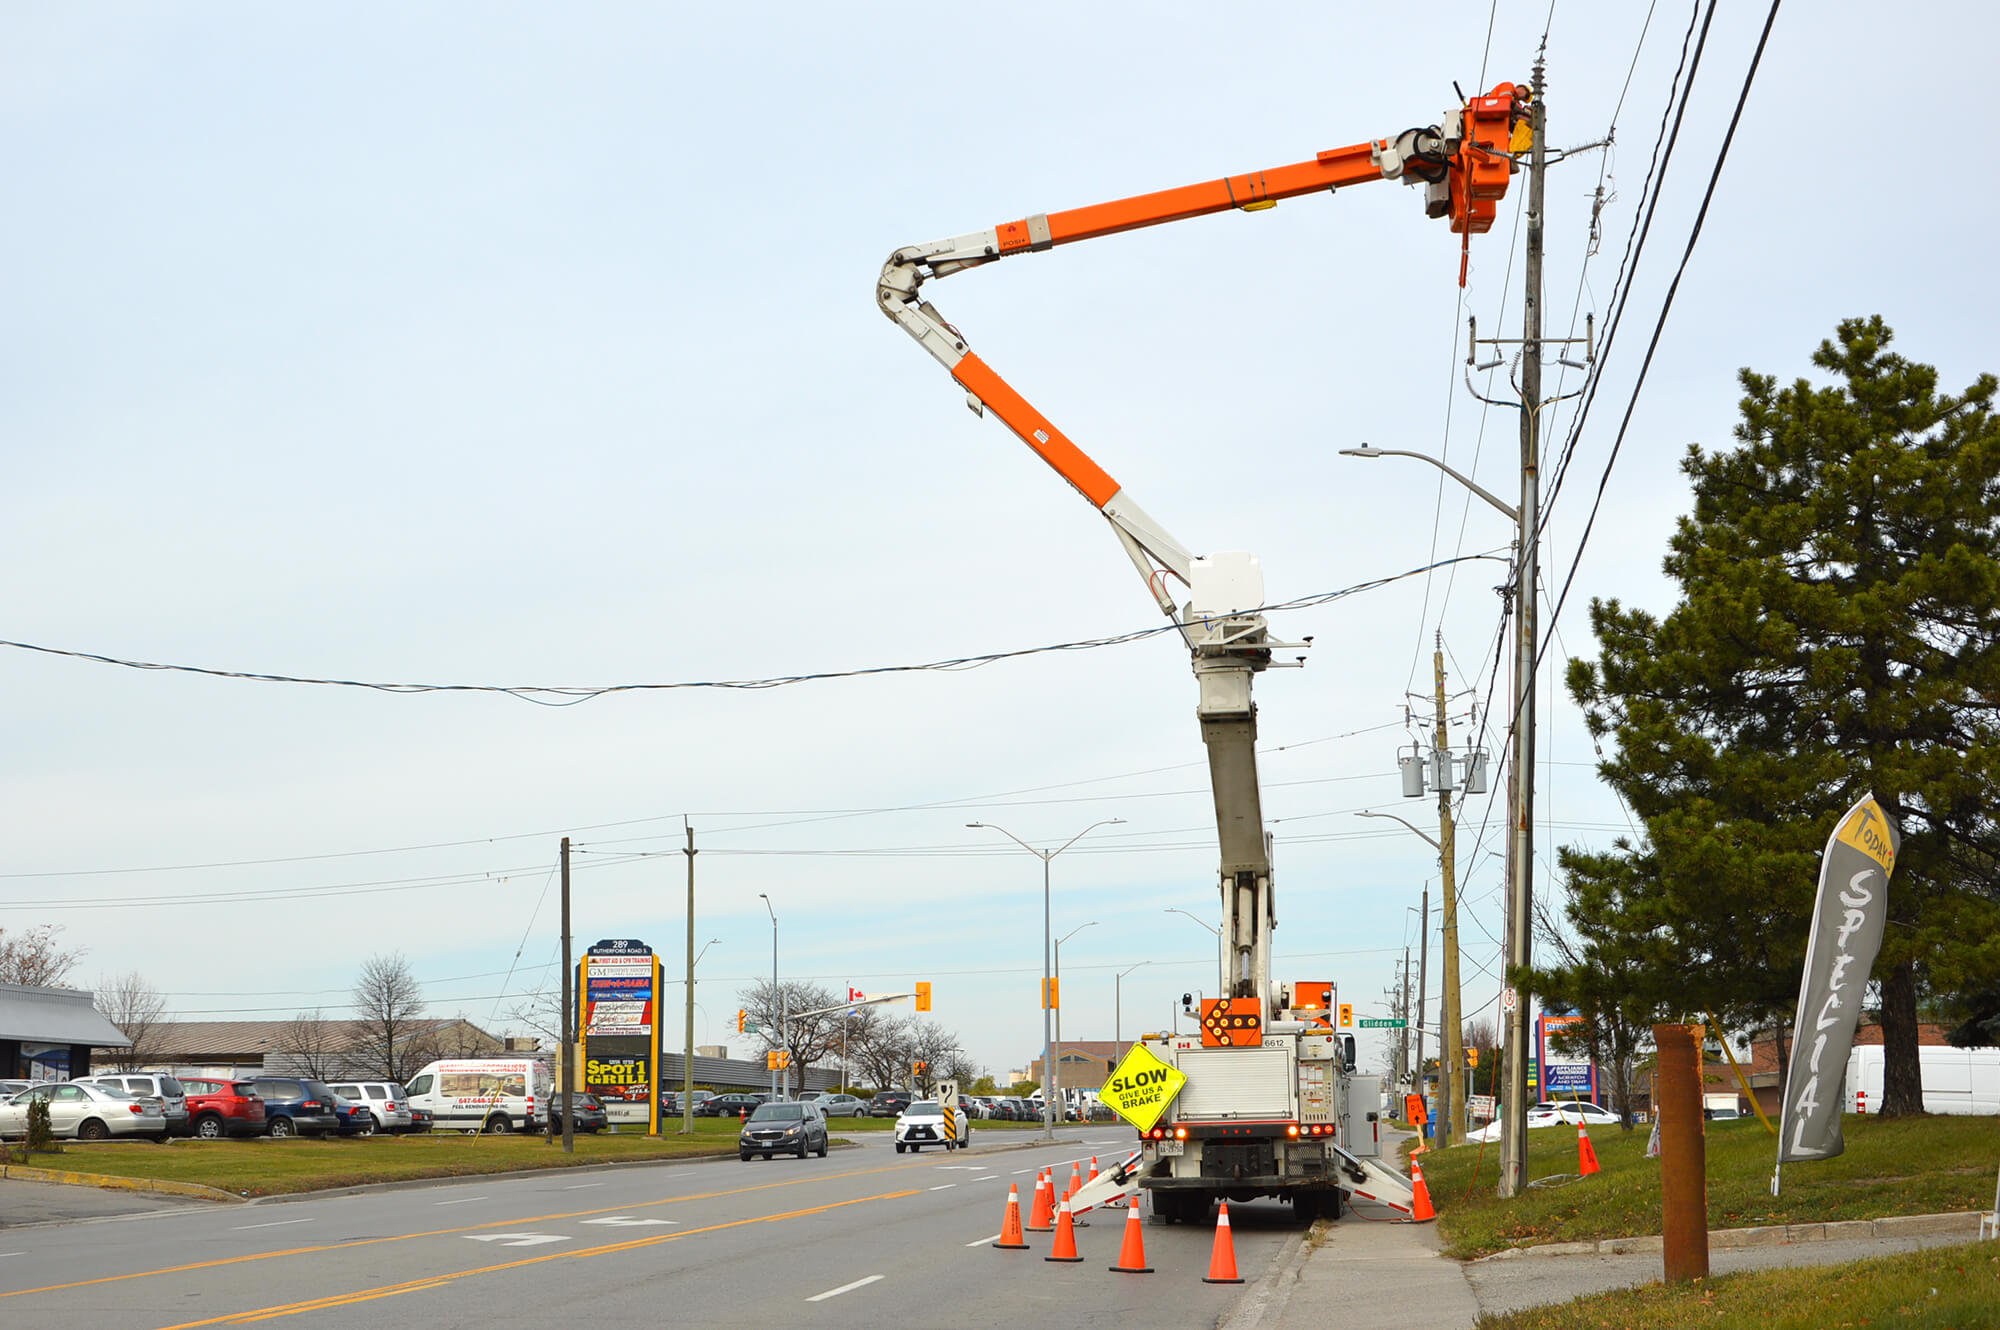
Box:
[1844, 1045, 2000, 1116]
[402, 1058, 549, 1133]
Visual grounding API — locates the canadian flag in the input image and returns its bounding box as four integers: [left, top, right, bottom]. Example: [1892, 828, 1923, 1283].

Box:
[848, 986, 865, 1004]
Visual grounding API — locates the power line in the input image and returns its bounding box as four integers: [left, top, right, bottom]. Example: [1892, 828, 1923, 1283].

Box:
[1540, 0, 1781, 660]
[0, 551, 1500, 708]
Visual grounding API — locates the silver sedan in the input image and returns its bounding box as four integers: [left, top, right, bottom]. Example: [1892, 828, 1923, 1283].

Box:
[0, 1081, 169, 1141]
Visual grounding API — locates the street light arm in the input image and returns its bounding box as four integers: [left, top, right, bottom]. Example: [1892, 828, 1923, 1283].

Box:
[1164, 907, 1222, 937]
[1357, 809, 1444, 852]
[1053, 818, 1125, 857]
[965, 821, 1045, 859]
[1339, 446, 1520, 523]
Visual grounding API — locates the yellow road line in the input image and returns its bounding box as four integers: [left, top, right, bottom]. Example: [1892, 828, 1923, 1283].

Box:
[152, 1189, 922, 1329]
[2, 1157, 939, 1301]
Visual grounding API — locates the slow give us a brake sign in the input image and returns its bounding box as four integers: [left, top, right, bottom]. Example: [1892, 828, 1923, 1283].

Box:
[1099, 1043, 1188, 1134]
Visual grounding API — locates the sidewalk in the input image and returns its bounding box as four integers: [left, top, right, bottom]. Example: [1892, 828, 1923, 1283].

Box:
[1268, 1214, 1479, 1330]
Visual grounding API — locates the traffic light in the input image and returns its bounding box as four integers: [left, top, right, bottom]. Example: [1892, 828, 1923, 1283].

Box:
[1467, 1047, 1480, 1067]
[1337, 1002, 1354, 1028]
[766, 1049, 792, 1070]
[915, 981, 932, 1012]
[1042, 977, 1060, 1010]
[736, 1009, 747, 1033]
[913, 1060, 927, 1076]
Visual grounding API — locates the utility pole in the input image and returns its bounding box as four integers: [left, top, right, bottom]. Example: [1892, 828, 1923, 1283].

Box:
[1435, 639, 1464, 1149]
[681, 825, 696, 1135]
[559, 837, 574, 1154]
[1498, 57, 1548, 1200]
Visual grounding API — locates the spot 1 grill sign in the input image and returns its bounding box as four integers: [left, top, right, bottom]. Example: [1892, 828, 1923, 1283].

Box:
[1098, 1043, 1187, 1134]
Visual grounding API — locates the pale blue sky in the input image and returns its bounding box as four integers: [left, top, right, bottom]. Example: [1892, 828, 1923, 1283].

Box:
[5, 2, 1993, 1080]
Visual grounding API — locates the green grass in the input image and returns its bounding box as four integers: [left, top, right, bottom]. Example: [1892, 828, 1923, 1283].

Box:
[1474, 1241, 2000, 1329]
[6, 1114, 1068, 1197]
[1415, 1115, 1999, 1259]
[10, 1125, 752, 1197]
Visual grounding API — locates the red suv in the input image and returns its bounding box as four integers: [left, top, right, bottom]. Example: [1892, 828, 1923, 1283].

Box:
[179, 1077, 269, 1139]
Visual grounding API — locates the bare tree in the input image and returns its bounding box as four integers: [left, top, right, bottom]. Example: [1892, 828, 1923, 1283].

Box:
[282, 1009, 345, 1081]
[0, 924, 85, 987]
[847, 1009, 914, 1093]
[350, 953, 428, 1083]
[737, 980, 845, 1083]
[96, 972, 169, 1071]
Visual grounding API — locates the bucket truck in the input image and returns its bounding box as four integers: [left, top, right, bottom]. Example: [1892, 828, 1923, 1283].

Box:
[879, 85, 1527, 1223]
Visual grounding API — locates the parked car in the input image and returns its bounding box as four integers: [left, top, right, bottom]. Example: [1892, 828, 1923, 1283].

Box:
[739, 1100, 829, 1160]
[1467, 1099, 1619, 1143]
[178, 1077, 269, 1139]
[893, 1099, 969, 1152]
[326, 1081, 414, 1135]
[547, 1091, 609, 1133]
[698, 1092, 769, 1119]
[863, 1090, 912, 1118]
[0, 1079, 34, 1100]
[816, 1094, 866, 1117]
[248, 1077, 344, 1138]
[76, 1073, 192, 1138]
[661, 1089, 716, 1116]
[0, 1081, 168, 1141]
[406, 1103, 434, 1132]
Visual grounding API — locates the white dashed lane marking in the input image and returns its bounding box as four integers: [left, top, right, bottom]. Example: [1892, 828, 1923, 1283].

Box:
[806, 1275, 884, 1302]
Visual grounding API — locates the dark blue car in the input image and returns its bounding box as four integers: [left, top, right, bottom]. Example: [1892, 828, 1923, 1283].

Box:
[247, 1076, 343, 1138]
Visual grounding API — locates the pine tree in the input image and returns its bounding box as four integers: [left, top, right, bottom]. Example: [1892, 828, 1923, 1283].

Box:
[1562, 317, 2000, 1116]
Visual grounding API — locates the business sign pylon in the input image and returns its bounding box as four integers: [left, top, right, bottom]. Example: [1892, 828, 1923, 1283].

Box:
[1773, 794, 1900, 1195]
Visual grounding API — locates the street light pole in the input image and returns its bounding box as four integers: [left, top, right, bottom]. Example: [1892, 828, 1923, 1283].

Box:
[1115, 961, 1150, 1046]
[1164, 907, 1224, 993]
[968, 819, 1124, 1140]
[1054, 921, 1097, 1118]
[1359, 810, 1458, 1148]
[758, 893, 780, 1099]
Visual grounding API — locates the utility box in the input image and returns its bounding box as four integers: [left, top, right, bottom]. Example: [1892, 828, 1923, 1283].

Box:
[1431, 748, 1455, 792]
[1188, 551, 1264, 617]
[1463, 748, 1490, 794]
[1400, 750, 1427, 797]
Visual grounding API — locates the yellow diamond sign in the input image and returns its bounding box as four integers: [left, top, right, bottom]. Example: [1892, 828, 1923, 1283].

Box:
[1099, 1043, 1187, 1134]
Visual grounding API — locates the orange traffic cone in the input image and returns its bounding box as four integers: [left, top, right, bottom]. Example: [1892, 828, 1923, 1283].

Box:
[1577, 1124, 1601, 1176]
[995, 1183, 1028, 1250]
[1108, 1198, 1153, 1273]
[1089, 1156, 1101, 1183]
[1201, 1201, 1244, 1283]
[1409, 1157, 1436, 1222]
[1027, 1169, 1054, 1231]
[1065, 1161, 1084, 1202]
[1045, 1200, 1083, 1262]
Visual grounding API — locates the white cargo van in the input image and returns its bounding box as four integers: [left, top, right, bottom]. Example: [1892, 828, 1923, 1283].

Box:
[1843, 1045, 2000, 1116]
[402, 1058, 549, 1133]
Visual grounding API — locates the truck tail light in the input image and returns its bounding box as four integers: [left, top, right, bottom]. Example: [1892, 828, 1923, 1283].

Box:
[1286, 1124, 1299, 1137]
[1174, 1126, 1188, 1140]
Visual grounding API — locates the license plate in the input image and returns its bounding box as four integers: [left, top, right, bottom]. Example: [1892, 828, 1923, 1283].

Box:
[1156, 1140, 1183, 1157]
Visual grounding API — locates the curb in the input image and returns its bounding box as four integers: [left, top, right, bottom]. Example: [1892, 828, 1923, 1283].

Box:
[1472, 1210, 1989, 1261]
[1, 1163, 243, 1205]
[1217, 1226, 1310, 1330]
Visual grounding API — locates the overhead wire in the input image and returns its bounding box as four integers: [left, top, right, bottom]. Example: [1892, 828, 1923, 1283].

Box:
[1539, 0, 1781, 663]
[0, 550, 1501, 709]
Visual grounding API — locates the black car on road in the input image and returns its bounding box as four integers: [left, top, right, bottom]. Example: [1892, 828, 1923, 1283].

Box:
[739, 1101, 829, 1160]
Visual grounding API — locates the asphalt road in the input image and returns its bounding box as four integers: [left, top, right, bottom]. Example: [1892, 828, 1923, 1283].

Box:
[0, 1126, 1315, 1329]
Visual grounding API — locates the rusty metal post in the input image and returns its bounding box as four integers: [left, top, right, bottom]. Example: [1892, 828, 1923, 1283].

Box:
[1654, 1023, 1709, 1281]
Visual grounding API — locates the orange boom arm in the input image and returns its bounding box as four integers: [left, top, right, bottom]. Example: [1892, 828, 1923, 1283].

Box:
[877, 84, 1525, 609]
